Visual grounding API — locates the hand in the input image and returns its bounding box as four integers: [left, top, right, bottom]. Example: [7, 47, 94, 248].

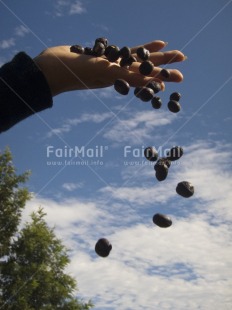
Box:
[33, 40, 186, 97]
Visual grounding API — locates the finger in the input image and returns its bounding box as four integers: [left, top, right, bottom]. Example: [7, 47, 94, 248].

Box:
[129, 62, 184, 82]
[107, 63, 165, 89]
[123, 72, 166, 89]
[149, 50, 186, 66]
[130, 40, 167, 54]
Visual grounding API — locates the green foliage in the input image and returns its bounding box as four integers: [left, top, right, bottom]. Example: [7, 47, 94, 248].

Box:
[0, 147, 31, 257]
[0, 148, 93, 309]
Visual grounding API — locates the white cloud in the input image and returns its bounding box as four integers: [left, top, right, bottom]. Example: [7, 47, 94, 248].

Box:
[46, 124, 71, 138]
[0, 38, 15, 49]
[68, 219, 232, 310]
[0, 26, 30, 52]
[67, 112, 114, 125]
[103, 110, 177, 145]
[54, 0, 86, 17]
[46, 95, 175, 143]
[22, 140, 232, 309]
[69, 1, 86, 15]
[77, 87, 122, 101]
[14, 25, 30, 37]
[46, 112, 114, 138]
[62, 182, 84, 191]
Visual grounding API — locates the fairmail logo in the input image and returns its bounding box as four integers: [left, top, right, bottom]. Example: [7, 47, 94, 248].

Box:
[46, 145, 108, 158]
[123, 145, 171, 158]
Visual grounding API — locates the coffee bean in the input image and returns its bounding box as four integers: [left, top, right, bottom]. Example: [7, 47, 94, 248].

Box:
[93, 42, 105, 57]
[155, 163, 169, 181]
[146, 81, 162, 94]
[151, 96, 162, 109]
[95, 37, 108, 48]
[139, 61, 154, 76]
[144, 147, 158, 162]
[104, 45, 115, 57]
[106, 46, 120, 62]
[120, 55, 137, 67]
[70, 45, 84, 54]
[95, 238, 112, 257]
[120, 46, 131, 59]
[139, 87, 154, 102]
[134, 87, 142, 98]
[168, 100, 181, 113]
[176, 181, 194, 198]
[160, 68, 170, 78]
[154, 158, 171, 170]
[153, 213, 172, 228]
[167, 146, 183, 161]
[114, 79, 130, 95]
[170, 92, 181, 101]
[84, 47, 94, 56]
[136, 47, 150, 61]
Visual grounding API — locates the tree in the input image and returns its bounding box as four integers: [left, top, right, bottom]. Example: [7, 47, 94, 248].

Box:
[0, 147, 30, 258]
[0, 149, 93, 309]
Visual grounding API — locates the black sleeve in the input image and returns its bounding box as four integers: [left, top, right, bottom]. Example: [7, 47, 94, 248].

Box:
[0, 52, 53, 133]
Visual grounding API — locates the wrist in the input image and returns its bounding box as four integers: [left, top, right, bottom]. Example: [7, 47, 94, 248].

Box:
[33, 54, 62, 97]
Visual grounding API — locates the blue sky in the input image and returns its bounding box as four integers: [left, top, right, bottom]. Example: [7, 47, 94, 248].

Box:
[0, 0, 232, 309]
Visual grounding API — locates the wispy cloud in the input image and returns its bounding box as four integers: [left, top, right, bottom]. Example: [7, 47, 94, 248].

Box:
[62, 182, 84, 191]
[46, 109, 176, 145]
[54, 0, 86, 17]
[69, 1, 86, 15]
[0, 24, 30, 51]
[46, 124, 71, 138]
[14, 25, 30, 37]
[0, 38, 15, 50]
[103, 110, 177, 145]
[67, 112, 114, 125]
[77, 87, 121, 101]
[46, 112, 114, 138]
[23, 140, 232, 309]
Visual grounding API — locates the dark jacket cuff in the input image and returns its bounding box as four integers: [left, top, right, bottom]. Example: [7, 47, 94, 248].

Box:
[0, 52, 53, 133]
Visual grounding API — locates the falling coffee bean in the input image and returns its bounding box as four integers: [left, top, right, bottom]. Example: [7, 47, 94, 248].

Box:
[153, 213, 172, 228]
[139, 87, 154, 102]
[151, 96, 162, 109]
[168, 100, 181, 113]
[144, 147, 158, 162]
[70, 45, 84, 54]
[155, 163, 169, 181]
[154, 158, 171, 170]
[114, 79, 130, 95]
[139, 61, 154, 76]
[134, 87, 142, 98]
[95, 238, 112, 257]
[167, 146, 184, 161]
[176, 181, 194, 198]
[146, 81, 162, 94]
[170, 92, 181, 101]
[160, 68, 170, 78]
